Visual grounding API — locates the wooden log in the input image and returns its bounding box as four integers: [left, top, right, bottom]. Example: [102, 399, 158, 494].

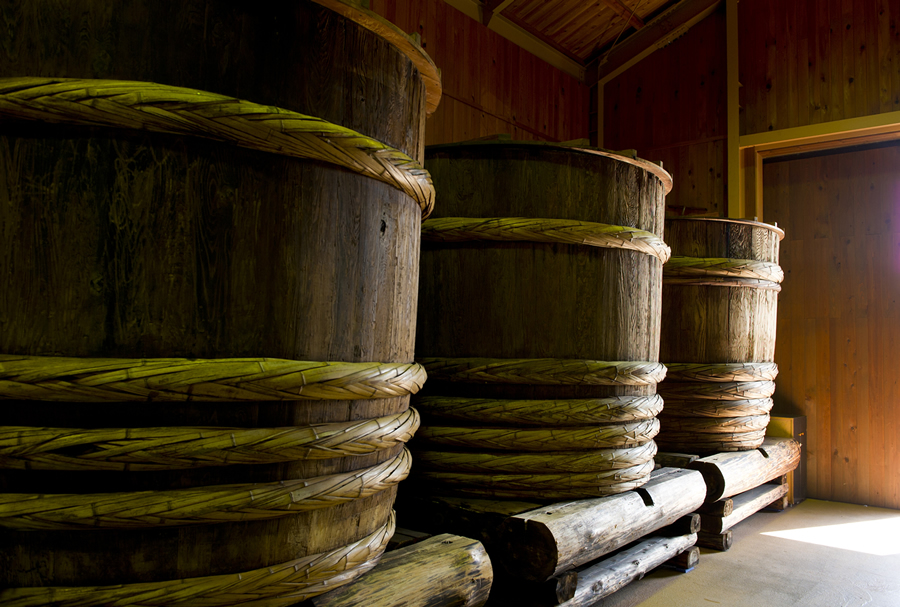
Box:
[494, 467, 706, 581]
[699, 482, 789, 534]
[665, 546, 700, 572]
[303, 534, 493, 607]
[695, 498, 735, 517]
[558, 534, 698, 607]
[696, 530, 733, 551]
[387, 527, 432, 551]
[765, 492, 792, 512]
[654, 452, 699, 469]
[490, 570, 580, 606]
[660, 514, 701, 536]
[687, 438, 801, 501]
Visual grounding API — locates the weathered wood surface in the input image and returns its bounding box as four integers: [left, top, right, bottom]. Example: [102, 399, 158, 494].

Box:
[0, 0, 431, 596]
[302, 534, 492, 607]
[494, 467, 706, 581]
[489, 570, 579, 606]
[699, 482, 789, 534]
[558, 533, 698, 607]
[660, 514, 701, 536]
[696, 498, 734, 518]
[665, 546, 700, 572]
[696, 529, 733, 552]
[688, 438, 802, 502]
[659, 218, 784, 453]
[654, 452, 699, 469]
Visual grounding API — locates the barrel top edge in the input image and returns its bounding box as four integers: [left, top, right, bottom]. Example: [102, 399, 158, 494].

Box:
[312, 0, 442, 115]
[425, 140, 674, 194]
[664, 217, 785, 240]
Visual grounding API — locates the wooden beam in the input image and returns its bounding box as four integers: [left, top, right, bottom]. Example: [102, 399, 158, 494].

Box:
[726, 0, 741, 219]
[444, 0, 585, 80]
[587, 0, 722, 86]
[481, 0, 516, 26]
[740, 110, 900, 155]
[600, 0, 646, 31]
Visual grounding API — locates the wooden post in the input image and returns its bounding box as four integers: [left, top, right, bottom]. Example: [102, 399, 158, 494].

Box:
[665, 546, 700, 571]
[699, 482, 789, 533]
[304, 534, 493, 607]
[696, 530, 733, 551]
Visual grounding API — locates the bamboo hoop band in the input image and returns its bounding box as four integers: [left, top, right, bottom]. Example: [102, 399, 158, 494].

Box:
[658, 398, 774, 418]
[414, 394, 663, 425]
[663, 276, 782, 291]
[658, 380, 776, 401]
[412, 442, 657, 474]
[659, 414, 770, 434]
[415, 419, 659, 451]
[656, 429, 767, 452]
[664, 256, 784, 287]
[0, 449, 410, 530]
[0, 512, 395, 607]
[421, 217, 671, 263]
[413, 461, 654, 499]
[0, 410, 419, 471]
[0, 78, 435, 216]
[0, 355, 426, 402]
[663, 362, 779, 382]
[419, 358, 666, 386]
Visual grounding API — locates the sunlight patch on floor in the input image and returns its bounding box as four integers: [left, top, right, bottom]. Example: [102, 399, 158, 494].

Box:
[761, 516, 900, 556]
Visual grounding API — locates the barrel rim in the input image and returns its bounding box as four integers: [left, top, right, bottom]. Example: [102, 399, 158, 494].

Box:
[313, 0, 442, 115]
[664, 216, 786, 240]
[424, 140, 674, 194]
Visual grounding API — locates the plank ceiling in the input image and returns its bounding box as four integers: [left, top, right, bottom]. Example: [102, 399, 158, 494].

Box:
[492, 0, 677, 62]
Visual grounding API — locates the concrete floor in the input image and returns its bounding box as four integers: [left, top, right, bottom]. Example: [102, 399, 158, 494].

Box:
[600, 499, 900, 607]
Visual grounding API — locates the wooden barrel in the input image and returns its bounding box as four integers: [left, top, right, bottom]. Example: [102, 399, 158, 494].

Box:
[0, 2, 440, 605]
[658, 218, 785, 454]
[411, 141, 672, 501]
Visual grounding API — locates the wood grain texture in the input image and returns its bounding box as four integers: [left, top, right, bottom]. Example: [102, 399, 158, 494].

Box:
[687, 438, 801, 501]
[739, 0, 900, 135]
[370, 0, 589, 144]
[604, 7, 726, 217]
[659, 217, 784, 453]
[0, 0, 428, 592]
[764, 142, 900, 510]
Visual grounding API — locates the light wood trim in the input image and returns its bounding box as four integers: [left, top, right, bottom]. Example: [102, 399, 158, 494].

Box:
[444, 0, 585, 80]
[726, 0, 741, 219]
[588, 0, 722, 86]
[740, 111, 900, 154]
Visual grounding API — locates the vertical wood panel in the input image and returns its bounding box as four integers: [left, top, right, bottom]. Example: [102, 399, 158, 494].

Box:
[370, 0, 589, 144]
[740, 0, 900, 135]
[604, 8, 726, 216]
[765, 141, 900, 509]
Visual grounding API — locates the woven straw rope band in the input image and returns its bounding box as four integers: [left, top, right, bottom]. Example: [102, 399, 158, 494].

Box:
[0, 409, 419, 471]
[0, 355, 426, 402]
[656, 429, 766, 451]
[664, 362, 779, 382]
[664, 256, 784, 289]
[0, 78, 435, 216]
[0, 448, 410, 530]
[415, 394, 663, 425]
[422, 217, 671, 263]
[658, 380, 776, 401]
[658, 398, 774, 418]
[657, 414, 770, 433]
[420, 358, 666, 386]
[412, 441, 657, 473]
[415, 418, 659, 450]
[0, 513, 395, 607]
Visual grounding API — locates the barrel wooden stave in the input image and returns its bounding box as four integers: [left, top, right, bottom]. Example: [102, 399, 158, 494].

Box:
[0, 0, 433, 594]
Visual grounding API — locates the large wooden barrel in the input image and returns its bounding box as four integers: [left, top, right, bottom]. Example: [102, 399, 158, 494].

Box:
[411, 141, 672, 501]
[658, 218, 785, 454]
[0, 2, 440, 605]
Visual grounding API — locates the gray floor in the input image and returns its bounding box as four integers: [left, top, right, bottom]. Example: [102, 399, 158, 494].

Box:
[599, 499, 900, 607]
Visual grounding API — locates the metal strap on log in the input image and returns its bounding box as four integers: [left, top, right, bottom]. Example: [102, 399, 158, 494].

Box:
[0, 410, 419, 471]
[663, 256, 784, 290]
[421, 217, 671, 263]
[0, 512, 395, 606]
[0, 77, 436, 216]
[414, 394, 663, 425]
[419, 358, 666, 387]
[0, 355, 426, 402]
[0, 449, 411, 530]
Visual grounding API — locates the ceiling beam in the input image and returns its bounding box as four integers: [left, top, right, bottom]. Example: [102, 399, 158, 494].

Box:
[481, 0, 516, 26]
[444, 0, 585, 80]
[599, 0, 646, 31]
[586, 0, 722, 86]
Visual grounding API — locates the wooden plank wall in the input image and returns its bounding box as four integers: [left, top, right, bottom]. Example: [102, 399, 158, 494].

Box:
[603, 7, 727, 217]
[765, 142, 900, 510]
[739, 0, 900, 135]
[370, 1, 589, 145]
